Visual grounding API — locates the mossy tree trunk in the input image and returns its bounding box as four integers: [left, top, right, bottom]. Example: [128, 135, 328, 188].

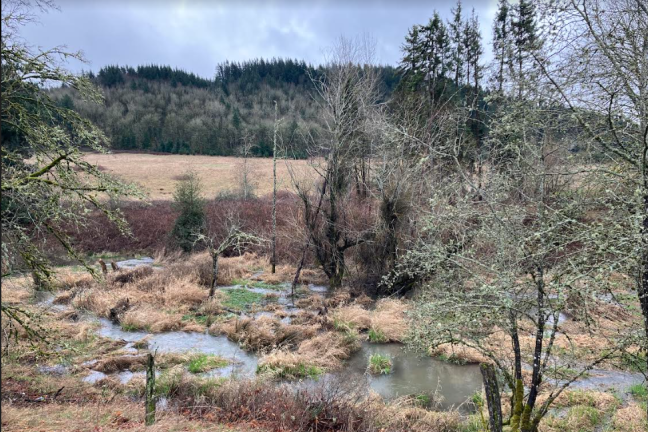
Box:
[145, 353, 156, 426]
[480, 363, 502, 432]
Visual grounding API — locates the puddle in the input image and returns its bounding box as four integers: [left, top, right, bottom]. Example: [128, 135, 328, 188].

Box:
[546, 311, 569, 326]
[38, 365, 69, 376]
[341, 343, 482, 409]
[32, 292, 67, 312]
[83, 369, 151, 385]
[116, 257, 154, 269]
[199, 364, 240, 379]
[561, 369, 644, 393]
[83, 370, 108, 384]
[96, 318, 257, 377]
[308, 284, 329, 293]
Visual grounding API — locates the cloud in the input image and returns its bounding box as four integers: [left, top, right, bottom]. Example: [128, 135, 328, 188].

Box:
[19, 0, 497, 79]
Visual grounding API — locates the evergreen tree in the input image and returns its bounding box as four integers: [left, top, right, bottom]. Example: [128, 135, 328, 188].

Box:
[449, 0, 464, 87]
[464, 9, 483, 90]
[511, 0, 541, 97]
[399, 25, 424, 91]
[171, 171, 206, 252]
[492, 0, 511, 93]
[421, 12, 450, 103]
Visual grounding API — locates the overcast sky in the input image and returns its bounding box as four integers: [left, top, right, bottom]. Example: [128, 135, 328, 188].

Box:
[20, 0, 498, 79]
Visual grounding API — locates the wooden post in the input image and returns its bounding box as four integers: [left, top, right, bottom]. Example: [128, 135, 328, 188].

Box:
[145, 353, 156, 426]
[480, 363, 503, 432]
[209, 251, 219, 298]
[98, 259, 108, 275]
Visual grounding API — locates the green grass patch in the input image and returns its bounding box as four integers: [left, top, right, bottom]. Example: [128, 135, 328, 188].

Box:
[186, 354, 228, 374]
[368, 353, 392, 375]
[230, 279, 283, 290]
[629, 383, 648, 401]
[568, 405, 602, 431]
[368, 328, 388, 343]
[155, 368, 183, 397]
[413, 393, 431, 407]
[459, 414, 484, 432]
[181, 313, 209, 325]
[121, 322, 146, 332]
[333, 318, 355, 332]
[222, 289, 265, 311]
[256, 363, 324, 380]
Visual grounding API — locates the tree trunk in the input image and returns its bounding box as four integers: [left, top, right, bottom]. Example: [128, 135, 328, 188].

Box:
[272, 101, 278, 274]
[640, 191, 648, 419]
[291, 243, 308, 304]
[145, 353, 156, 426]
[481, 363, 503, 432]
[509, 312, 524, 432]
[209, 252, 219, 298]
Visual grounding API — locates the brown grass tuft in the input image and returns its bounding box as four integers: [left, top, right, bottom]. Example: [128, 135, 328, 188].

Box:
[333, 304, 372, 330]
[370, 299, 409, 342]
[611, 402, 648, 432]
[93, 355, 148, 373]
[120, 306, 183, 332]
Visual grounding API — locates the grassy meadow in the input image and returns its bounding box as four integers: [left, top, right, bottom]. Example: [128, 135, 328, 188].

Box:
[84, 152, 315, 200]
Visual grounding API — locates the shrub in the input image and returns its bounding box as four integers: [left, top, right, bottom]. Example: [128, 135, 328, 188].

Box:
[171, 171, 205, 252]
[368, 353, 392, 375]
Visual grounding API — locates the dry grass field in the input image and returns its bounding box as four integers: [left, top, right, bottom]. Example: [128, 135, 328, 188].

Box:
[83, 152, 316, 200]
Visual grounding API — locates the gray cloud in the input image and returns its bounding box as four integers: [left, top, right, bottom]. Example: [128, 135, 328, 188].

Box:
[20, 0, 498, 79]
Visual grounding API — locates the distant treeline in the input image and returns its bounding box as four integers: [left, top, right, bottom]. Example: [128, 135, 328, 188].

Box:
[52, 60, 400, 157]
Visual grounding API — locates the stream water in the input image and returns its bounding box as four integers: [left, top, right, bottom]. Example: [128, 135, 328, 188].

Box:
[344, 343, 482, 409]
[34, 258, 645, 410]
[96, 318, 259, 378]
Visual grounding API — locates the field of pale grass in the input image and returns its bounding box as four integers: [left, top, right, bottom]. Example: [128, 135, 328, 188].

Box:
[83, 152, 316, 200]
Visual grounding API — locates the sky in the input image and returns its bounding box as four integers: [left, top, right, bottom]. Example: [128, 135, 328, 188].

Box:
[19, 0, 499, 80]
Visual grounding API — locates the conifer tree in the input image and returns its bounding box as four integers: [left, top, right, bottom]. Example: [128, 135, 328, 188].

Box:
[421, 12, 450, 103]
[449, 0, 464, 87]
[511, 0, 540, 97]
[464, 9, 483, 90]
[492, 0, 511, 93]
[399, 25, 424, 92]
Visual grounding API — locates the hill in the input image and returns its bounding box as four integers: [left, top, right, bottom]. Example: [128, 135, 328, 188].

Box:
[51, 60, 400, 157]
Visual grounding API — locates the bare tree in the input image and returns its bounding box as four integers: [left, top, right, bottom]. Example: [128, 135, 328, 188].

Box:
[535, 0, 648, 391]
[237, 133, 257, 200]
[197, 215, 264, 298]
[271, 100, 283, 274]
[292, 35, 380, 289]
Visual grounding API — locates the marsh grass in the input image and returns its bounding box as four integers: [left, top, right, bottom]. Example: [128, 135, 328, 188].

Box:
[368, 328, 388, 343]
[256, 362, 324, 379]
[221, 289, 265, 311]
[629, 383, 648, 401]
[186, 354, 228, 373]
[368, 353, 392, 375]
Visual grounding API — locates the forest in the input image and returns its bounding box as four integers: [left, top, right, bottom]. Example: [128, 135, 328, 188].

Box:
[1, 0, 647, 432]
[52, 60, 400, 157]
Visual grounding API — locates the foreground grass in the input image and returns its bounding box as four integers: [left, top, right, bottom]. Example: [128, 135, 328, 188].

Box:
[222, 289, 265, 311]
[1, 401, 246, 432]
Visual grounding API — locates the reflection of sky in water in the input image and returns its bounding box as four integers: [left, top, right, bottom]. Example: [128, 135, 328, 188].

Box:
[96, 318, 258, 376]
[345, 343, 482, 409]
